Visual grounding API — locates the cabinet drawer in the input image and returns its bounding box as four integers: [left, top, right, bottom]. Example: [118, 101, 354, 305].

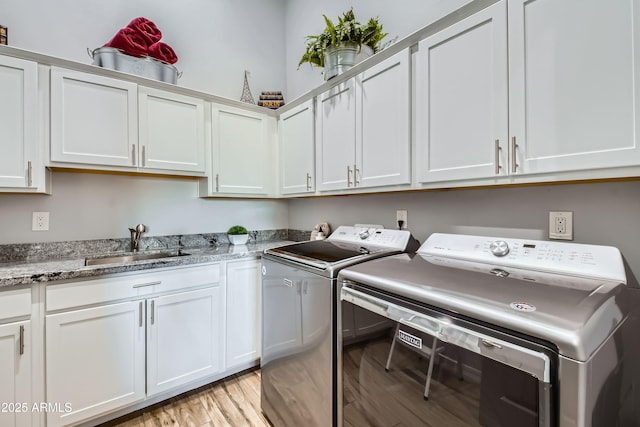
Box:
[151, 263, 220, 295]
[0, 287, 31, 321]
[47, 263, 220, 311]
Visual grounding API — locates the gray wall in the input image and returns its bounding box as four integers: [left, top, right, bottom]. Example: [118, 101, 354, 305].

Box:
[288, 181, 640, 279]
[0, 172, 288, 244]
[283, 0, 473, 99]
[0, 0, 287, 99]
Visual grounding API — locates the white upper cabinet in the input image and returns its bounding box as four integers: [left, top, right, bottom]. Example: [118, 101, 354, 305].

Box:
[416, 2, 508, 183]
[356, 49, 411, 188]
[0, 55, 48, 193]
[203, 103, 275, 196]
[316, 79, 357, 191]
[50, 67, 205, 175]
[50, 67, 138, 168]
[225, 259, 261, 370]
[508, 0, 640, 175]
[138, 87, 205, 174]
[279, 100, 315, 195]
[316, 49, 411, 192]
[417, 0, 640, 184]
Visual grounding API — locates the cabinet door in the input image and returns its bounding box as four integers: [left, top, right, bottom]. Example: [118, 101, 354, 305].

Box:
[279, 100, 315, 194]
[138, 87, 205, 174]
[50, 67, 138, 168]
[210, 104, 274, 195]
[147, 286, 221, 396]
[225, 259, 261, 369]
[45, 301, 145, 427]
[316, 79, 357, 191]
[416, 1, 508, 183]
[0, 56, 37, 189]
[509, 0, 640, 174]
[356, 49, 411, 188]
[0, 321, 31, 427]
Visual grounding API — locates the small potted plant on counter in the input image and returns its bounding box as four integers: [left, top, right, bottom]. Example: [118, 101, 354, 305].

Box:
[227, 225, 249, 245]
[298, 8, 387, 80]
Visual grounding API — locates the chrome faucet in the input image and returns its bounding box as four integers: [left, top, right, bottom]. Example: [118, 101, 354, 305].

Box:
[128, 224, 146, 252]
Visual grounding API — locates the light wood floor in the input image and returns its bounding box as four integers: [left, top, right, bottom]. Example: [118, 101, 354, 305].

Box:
[100, 369, 272, 427]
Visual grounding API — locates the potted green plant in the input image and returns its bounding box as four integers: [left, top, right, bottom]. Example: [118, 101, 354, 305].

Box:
[227, 225, 249, 245]
[298, 8, 387, 80]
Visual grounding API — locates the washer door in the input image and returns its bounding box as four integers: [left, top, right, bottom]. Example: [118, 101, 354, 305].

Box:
[339, 283, 557, 427]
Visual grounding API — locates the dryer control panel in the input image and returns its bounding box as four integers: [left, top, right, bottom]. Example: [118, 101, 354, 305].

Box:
[328, 226, 416, 251]
[419, 233, 626, 284]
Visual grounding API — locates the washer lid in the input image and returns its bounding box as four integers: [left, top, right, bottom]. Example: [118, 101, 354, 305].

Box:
[266, 240, 372, 268]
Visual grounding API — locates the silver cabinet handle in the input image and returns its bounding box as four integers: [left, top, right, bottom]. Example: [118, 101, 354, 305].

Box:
[132, 144, 136, 166]
[139, 301, 143, 327]
[306, 173, 312, 191]
[215, 174, 220, 192]
[347, 166, 353, 187]
[511, 136, 519, 173]
[27, 161, 33, 187]
[353, 165, 360, 186]
[494, 140, 502, 175]
[150, 300, 155, 325]
[142, 145, 146, 167]
[132, 280, 161, 288]
[19, 325, 24, 355]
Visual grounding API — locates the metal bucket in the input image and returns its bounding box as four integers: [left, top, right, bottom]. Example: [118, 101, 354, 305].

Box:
[323, 43, 373, 80]
[88, 47, 181, 84]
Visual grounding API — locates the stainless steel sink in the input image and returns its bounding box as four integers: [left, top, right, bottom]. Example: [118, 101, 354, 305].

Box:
[84, 251, 190, 266]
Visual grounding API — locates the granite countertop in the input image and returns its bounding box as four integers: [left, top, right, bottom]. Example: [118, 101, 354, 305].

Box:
[0, 240, 292, 288]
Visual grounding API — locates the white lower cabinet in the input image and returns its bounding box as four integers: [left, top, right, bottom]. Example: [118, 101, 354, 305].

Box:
[146, 287, 221, 396]
[45, 264, 222, 427]
[0, 287, 33, 427]
[45, 301, 145, 427]
[0, 320, 32, 427]
[225, 259, 261, 370]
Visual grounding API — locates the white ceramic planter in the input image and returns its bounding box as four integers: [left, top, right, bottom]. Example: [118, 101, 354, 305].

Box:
[228, 234, 249, 245]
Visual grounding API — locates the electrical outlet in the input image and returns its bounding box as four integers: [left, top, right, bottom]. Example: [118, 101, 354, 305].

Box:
[32, 211, 49, 231]
[396, 210, 408, 229]
[549, 211, 572, 240]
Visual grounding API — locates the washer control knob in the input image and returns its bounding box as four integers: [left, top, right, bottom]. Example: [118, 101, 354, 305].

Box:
[489, 240, 510, 257]
[359, 230, 370, 240]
